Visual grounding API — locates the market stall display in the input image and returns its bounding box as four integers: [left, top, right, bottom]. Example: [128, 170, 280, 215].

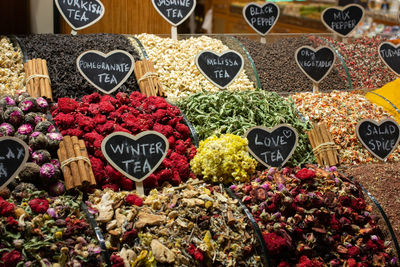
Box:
[88, 181, 264, 266]
[51, 92, 197, 191]
[236, 35, 349, 94]
[17, 34, 141, 101]
[177, 90, 315, 166]
[291, 90, 400, 165]
[230, 166, 398, 266]
[132, 34, 255, 100]
[0, 36, 25, 96]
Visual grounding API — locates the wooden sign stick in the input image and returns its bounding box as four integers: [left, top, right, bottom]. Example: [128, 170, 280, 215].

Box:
[260, 37, 266, 44]
[313, 82, 319, 93]
[136, 181, 144, 196]
[171, 26, 178, 40]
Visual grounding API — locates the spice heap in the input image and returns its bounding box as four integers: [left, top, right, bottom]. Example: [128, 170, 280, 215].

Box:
[133, 34, 255, 99]
[191, 134, 257, 184]
[17, 34, 140, 101]
[236, 36, 348, 94]
[311, 36, 396, 89]
[291, 91, 400, 165]
[344, 162, 400, 242]
[0, 93, 64, 194]
[24, 58, 53, 100]
[52, 92, 197, 190]
[0, 36, 25, 96]
[88, 181, 263, 266]
[0, 185, 102, 266]
[231, 166, 397, 266]
[178, 90, 314, 166]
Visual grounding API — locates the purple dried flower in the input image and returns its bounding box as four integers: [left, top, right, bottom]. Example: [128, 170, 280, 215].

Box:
[47, 124, 56, 133]
[9, 110, 23, 125]
[261, 184, 270, 190]
[40, 163, 56, 179]
[19, 100, 34, 112]
[268, 168, 276, 175]
[51, 159, 60, 168]
[277, 184, 285, 191]
[36, 97, 48, 109]
[371, 235, 378, 241]
[390, 258, 398, 265]
[17, 124, 33, 135]
[3, 96, 15, 106]
[334, 177, 339, 184]
[229, 185, 237, 190]
[47, 208, 57, 218]
[329, 166, 337, 172]
[30, 131, 41, 138]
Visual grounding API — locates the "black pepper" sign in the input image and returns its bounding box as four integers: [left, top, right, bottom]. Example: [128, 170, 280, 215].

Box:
[101, 131, 169, 182]
[321, 4, 364, 37]
[295, 46, 336, 84]
[55, 0, 105, 31]
[243, 2, 280, 36]
[77, 50, 135, 94]
[356, 119, 400, 161]
[0, 137, 29, 190]
[245, 125, 298, 168]
[152, 0, 196, 26]
[378, 42, 400, 76]
[195, 50, 244, 89]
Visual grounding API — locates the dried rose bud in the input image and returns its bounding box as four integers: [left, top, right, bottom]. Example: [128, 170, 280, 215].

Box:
[0, 122, 15, 135]
[31, 150, 51, 165]
[4, 107, 23, 126]
[17, 124, 33, 135]
[36, 97, 48, 109]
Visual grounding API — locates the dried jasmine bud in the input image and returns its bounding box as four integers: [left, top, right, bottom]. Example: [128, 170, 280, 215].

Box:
[35, 121, 55, 134]
[4, 107, 24, 126]
[17, 124, 34, 135]
[0, 95, 16, 108]
[15, 92, 31, 103]
[19, 163, 41, 182]
[18, 99, 36, 113]
[46, 132, 63, 150]
[40, 163, 60, 182]
[14, 132, 28, 143]
[25, 112, 43, 126]
[31, 149, 51, 165]
[36, 97, 49, 110]
[0, 122, 15, 136]
[29, 131, 48, 150]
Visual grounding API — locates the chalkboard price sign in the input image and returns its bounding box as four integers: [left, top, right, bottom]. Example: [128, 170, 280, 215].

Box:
[356, 119, 400, 161]
[243, 2, 280, 36]
[152, 0, 196, 26]
[321, 4, 364, 37]
[77, 50, 135, 94]
[195, 50, 244, 89]
[101, 131, 169, 182]
[245, 125, 298, 168]
[0, 137, 29, 190]
[55, 0, 105, 31]
[295, 46, 335, 84]
[378, 42, 400, 76]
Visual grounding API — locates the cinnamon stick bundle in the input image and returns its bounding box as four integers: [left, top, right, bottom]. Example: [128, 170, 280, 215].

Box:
[307, 123, 340, 167]
[134, 59, 166, 97]
[57, 135, 96, 190]
[24, 58, 53, 101]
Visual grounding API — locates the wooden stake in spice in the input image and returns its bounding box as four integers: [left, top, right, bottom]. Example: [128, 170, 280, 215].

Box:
[24, 58, 53, 100]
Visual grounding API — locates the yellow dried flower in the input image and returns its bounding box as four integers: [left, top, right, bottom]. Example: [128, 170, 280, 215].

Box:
[190, 134, 257, 184]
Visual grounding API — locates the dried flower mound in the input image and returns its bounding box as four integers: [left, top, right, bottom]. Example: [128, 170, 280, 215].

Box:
[125, 194, 143, 207]
[191, 134, 257, 184]
[28, 198, 49, 213]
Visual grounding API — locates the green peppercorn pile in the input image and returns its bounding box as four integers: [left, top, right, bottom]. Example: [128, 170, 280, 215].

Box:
[177, 90, 315, 166]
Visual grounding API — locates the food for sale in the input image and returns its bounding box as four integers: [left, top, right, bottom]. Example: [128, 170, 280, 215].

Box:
[291, 91, 400, 165]
[344, 162, 400, 243]
[52, 92, 197, 191]
[0, 187, 102, 266]
[88, 181, 263, 266]
[311, 36, 396, 89]
[0, 36, 25, 96]
[0, 93, 63, 192]
[230, 166, 398, 266]
[133, 34, 255, 99]
[236, 36, 348, 94]
[17, 34, 140, 101]
[178, 90, 315, 166]
[191, 134, 257, 184]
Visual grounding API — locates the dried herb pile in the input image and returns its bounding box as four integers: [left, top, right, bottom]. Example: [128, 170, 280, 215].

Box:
[177, 90, 315, 166]
[17, 34, 140, 101]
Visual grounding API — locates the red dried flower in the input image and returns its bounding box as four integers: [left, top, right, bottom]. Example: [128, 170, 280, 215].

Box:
[348, 246, 361, 257]
[6, 217, 18, 228]
[351, 198, 366, 211]
[28, 198, 49, 214]
[120, 178, 134, 191]
[125, 194, 143, 207]
[1, 250, 23, 267]
[187, 244, 204, 262]
[53, 113, 75, 127]
[99, 101, 115, 113]
[121, 229, 137, 244]
[82, 92, 101, 104]
[347, 258, 357, 267]
[0, 197, 15, 216]
[262, 232, 287, 255]
[110, 254, 124, 267]
[295, 168, 316, 181]
[102, 184, 119, 192]
[58, 98, 78, 113]
[298, 256, 324, 267]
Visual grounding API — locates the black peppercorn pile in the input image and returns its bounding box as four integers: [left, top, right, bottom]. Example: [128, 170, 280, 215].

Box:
[236, 36, 349, 94]
[18, 34, 140, 100]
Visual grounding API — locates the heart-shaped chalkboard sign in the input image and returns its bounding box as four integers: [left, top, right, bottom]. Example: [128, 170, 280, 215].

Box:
[379, 42, 400, 76]
[321, 4, 364, 37]
[195, 50, 244, 89]
[152, 0, 196, 26]
[77, 50, 135, 94]
[101, 131, 169, 182]
[243, 2, 280, 36]
[356, 119, 400, 161]
[0, 137, 29, 190]
[245, 125, 299, 168]
[55, 0, 105, 31]
[295, 46, 336, 84]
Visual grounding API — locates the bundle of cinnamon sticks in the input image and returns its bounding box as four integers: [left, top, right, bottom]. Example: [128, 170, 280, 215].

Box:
[57, 136, 96, 190]
[24, 58, 53, 101]
[134, 59, 165, 97]
[307, 122, 340, 167]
